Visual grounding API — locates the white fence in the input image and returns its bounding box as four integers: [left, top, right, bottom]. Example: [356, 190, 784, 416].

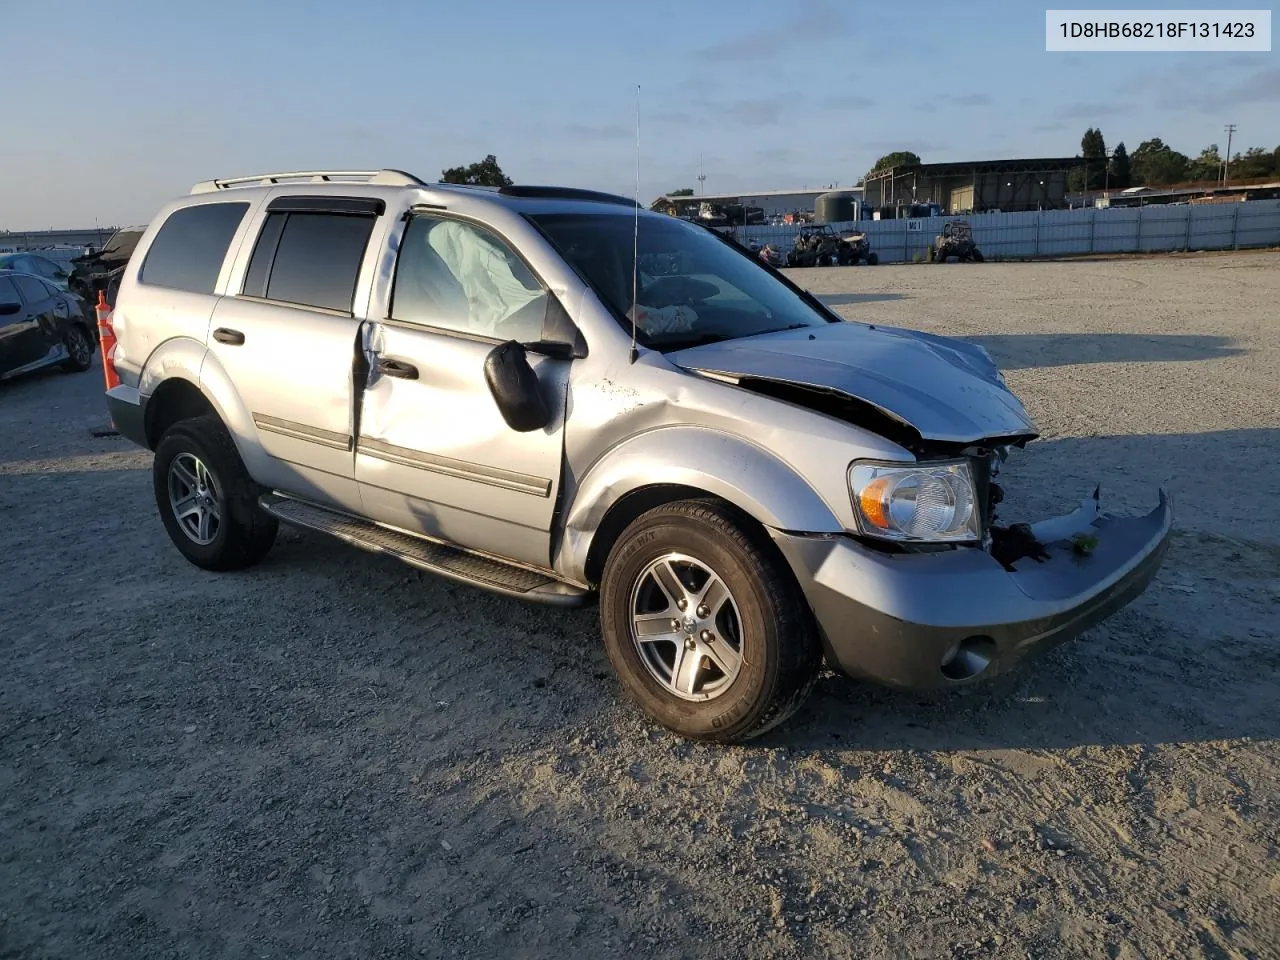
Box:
[737, 199, 1280, 264]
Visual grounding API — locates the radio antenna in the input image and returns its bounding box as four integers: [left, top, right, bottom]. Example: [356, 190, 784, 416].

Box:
[629, 83, 641, 364]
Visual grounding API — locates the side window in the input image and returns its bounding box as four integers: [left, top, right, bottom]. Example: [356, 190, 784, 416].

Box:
[138, 202, 249, 294]
[13, 275, 48, 305]
[40, 279, 61, 298]
[391, 216, 548, 342]
[31, 258, 59, 279]
[0, 276, 22, 313]
[243, 212, 374, 313]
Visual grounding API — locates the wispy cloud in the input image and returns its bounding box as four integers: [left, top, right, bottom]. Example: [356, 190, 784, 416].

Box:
[821, 94, 875, 110]
[754, 148, 798, 165]
[1159, 65, 1280, 110]
[1057, 102, 1125, 120]
[946, 93, 991, 107]
[725, 98, 788, 125]
[558, 122, 631, 141]
[697, 0, 851, 60]
[916, 93, 991, 113]
[863, 139, 943, 156]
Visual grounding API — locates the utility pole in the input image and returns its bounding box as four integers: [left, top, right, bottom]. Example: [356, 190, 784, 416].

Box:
[1223, 123, 1237, 184]
[697, 154, 706, 195]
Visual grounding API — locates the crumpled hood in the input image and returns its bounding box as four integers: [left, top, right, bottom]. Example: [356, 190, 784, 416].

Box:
[667, 321, 1038, 445]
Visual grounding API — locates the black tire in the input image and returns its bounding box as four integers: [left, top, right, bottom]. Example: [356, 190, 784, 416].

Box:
[152, 414, 278, 571]
[866, 252, 879, 266]
[600, 499, 822, 743]
[972, 248, 985, 263]
[61, 323, 95, 373]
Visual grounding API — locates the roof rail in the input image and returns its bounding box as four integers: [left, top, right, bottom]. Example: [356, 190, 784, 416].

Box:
[190, 168, 425, 195]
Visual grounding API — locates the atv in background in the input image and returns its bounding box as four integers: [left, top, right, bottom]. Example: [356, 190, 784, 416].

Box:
[786, 224, 878, 267]
[928, 220, 984, 263]
[68, 226, 146, 304]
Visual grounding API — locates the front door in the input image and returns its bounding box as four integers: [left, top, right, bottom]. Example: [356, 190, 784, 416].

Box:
[355, 213, 571, 569]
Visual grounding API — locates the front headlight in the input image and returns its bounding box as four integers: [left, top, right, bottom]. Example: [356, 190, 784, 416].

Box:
[849, 460, 981, 543]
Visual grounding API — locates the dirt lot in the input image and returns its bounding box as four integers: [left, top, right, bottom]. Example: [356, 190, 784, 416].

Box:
[2, 251, 1278, 960]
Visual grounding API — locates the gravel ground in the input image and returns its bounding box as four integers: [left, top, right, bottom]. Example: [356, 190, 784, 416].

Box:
[2, 251, 1278, 960]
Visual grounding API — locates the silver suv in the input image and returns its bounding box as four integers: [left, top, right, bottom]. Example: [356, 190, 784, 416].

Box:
[105, 169, 1172, 742]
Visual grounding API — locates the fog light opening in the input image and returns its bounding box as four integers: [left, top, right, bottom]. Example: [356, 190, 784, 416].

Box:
[940, 636, 996, 681]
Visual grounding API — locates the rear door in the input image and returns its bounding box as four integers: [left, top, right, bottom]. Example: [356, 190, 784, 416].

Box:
[0, 276, 43, 374]
[354, 212, 573, 568]
[207, 195, 385, 512]
[11, 274, 63, 363]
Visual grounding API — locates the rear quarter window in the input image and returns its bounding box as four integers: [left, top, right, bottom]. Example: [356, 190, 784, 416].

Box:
[138, 202, 250, 294]
[13, 275, 48, 305]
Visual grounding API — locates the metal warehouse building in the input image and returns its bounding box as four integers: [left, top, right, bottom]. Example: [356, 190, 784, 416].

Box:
[650, 188, 857, 220]
[863, 158, 1079, 215]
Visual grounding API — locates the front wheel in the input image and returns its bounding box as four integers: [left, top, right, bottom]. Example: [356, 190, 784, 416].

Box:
[866, 252, 879, 266]
[61, 324, 94, 373]
[600, 499, 822, 742]
[971, 248, 985, 263]
[153, 414, 278, 571]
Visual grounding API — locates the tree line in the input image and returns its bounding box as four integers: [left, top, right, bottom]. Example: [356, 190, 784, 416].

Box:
[1063, 128, 1277, 190]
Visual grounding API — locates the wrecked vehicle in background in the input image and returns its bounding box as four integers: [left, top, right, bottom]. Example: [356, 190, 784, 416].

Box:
[68, 226, 146, 304]
[105, 169, 1172, 744]
[786, 224, 877, 267]
[929, 219, 984, 263]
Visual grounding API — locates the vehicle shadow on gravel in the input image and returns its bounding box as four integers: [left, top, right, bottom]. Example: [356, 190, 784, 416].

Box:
[816, 293, 907, 306]
[965, 332, 1243, 369]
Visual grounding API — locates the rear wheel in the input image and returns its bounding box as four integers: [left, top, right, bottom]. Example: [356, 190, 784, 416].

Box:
[866, 252, 879, 266]
[153, 414, 278, 571]
[972, 248, 985, 263]
[61, 324, 94, 373]
[600, 499, 822, 742]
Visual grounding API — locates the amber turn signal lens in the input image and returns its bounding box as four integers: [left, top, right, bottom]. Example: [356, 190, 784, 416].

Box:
[858, 476, 894, 530]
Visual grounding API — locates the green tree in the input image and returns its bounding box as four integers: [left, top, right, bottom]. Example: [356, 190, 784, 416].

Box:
[1081, 127, 1108, 189]
[1107, 141, 1131, 189]
[1232, 147, 1275, 180]
[869, 151, 921, 174]
[668, 187, 695, 197]
[440, 154, 513, 187]
[1188, 144, 1223, 182]
[1273, 146, 1280, 177]
[1130, 138, 1190, 186]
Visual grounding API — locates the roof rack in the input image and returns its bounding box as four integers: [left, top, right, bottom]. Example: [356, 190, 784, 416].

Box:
[190, 169, 424, 195]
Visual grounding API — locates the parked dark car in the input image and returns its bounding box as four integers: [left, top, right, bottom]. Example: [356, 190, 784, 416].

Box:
[0, 270, 96, 381]
[0, 252, 74, 292]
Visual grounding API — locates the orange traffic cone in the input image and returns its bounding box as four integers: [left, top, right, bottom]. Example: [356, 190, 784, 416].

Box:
[95, 290, 120, 391]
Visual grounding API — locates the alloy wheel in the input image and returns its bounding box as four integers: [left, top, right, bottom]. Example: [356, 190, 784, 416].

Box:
[629, 552, 744, 701]
[167, 452, 222, 545]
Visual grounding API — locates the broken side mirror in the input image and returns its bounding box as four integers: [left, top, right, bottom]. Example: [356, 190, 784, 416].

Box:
[484, 340, 552, 433]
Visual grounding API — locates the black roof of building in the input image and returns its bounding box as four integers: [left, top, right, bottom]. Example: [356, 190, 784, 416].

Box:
[865, 158, 1081, 179]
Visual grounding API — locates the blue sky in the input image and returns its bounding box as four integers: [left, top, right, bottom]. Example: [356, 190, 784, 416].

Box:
[3, 0, 1276, 228]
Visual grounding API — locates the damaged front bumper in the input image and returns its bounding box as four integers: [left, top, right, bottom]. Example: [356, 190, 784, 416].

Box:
[770, 489, 1173, 690]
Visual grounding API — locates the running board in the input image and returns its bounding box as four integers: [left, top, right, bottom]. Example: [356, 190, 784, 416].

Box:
[258, 494, 589, 607]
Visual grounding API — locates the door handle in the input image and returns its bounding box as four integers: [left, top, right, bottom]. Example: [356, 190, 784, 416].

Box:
[213, 327, 245, 346]
[376, 357, 419, 380]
